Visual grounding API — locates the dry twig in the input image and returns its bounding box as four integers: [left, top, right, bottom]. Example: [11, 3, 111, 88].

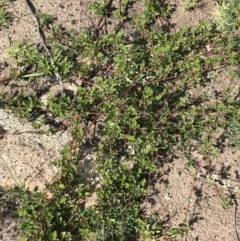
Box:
[23, 0, 64, 89]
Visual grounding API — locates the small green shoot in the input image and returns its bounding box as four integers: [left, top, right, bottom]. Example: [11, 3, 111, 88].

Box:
[165, 225, 191, 239]
[0, 7, 10, 28]
[221, 196, 233, 209]
[35, 12, 54, 28]
[183, 0, 199, 11]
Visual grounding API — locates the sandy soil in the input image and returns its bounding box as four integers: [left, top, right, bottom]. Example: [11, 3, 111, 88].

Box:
[0, 0, 240, 241]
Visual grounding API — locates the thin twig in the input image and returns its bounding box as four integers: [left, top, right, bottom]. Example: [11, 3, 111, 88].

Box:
[95, 0, 113, 35]
[23, 0, 64, 89]
[183, 157, 203, 222]
[228, 190, 240, 241]
[0, 76, 12, 83]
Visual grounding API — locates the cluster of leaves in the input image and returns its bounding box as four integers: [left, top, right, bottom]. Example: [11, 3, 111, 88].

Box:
[2, 0, 240, 240]
[0, 90, 42, 118]
[0, 0, 11, 29]
[183, 0, 200, 11]
[212, 0, 240, 32]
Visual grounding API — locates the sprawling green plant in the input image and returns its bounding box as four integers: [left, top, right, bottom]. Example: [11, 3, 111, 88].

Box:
[3, 0, 240, 240]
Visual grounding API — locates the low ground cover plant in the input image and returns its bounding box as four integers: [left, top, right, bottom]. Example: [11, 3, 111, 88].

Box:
[0, 0, 240, 240]
[0, 1, 11, 29]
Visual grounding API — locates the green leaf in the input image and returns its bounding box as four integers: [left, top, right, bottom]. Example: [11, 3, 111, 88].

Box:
[58, 184, 65, 190]
[22, 72, 46, 78]
[19, 237, 27, 241]
[52, 231, 57, 239]
[18, 209, 27, 217]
